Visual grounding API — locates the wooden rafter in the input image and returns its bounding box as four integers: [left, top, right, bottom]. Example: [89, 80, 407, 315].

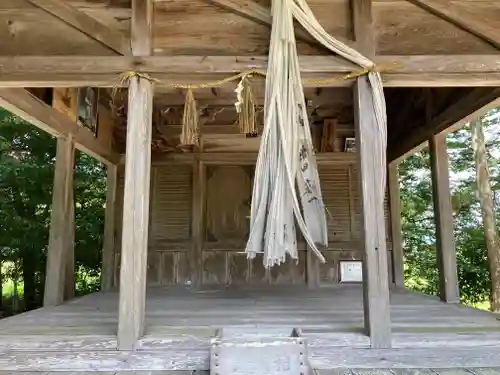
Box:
[1, 55, 500, 88]
[26, 0, 130, 55]
[406, 0, 500, 50]
[0, 88, 120, 165]
[388, 87, 500, 162]
[201, 0, 355, 50]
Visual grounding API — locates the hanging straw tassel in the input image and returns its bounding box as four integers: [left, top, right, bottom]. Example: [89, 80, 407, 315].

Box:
[235, 75, 258, 135]
[180, 88, 200, 147]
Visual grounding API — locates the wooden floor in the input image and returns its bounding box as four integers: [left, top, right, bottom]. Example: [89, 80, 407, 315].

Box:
[1, 284, 500, 371]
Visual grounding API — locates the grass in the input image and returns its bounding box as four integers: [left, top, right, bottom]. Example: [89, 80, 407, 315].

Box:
[472, 300, 491, 311]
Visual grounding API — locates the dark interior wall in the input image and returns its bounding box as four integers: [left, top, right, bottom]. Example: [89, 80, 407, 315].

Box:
[111, 160, 393, 287]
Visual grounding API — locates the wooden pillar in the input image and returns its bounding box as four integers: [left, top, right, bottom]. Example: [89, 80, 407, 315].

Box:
[64, 185, 75, 300]
[352, 0, 391, 348]
[429, 133, 460, 303]
[354, 80, 392, 348]
[117, 76, 154, 350]
[44, 136, 75, 306]
[388, 162, 405, 288]
[472, 119, 500, 312]
[191, 161, 206, 288]
[101, 164, 118, 292]
[113, 166, 125, 288]
[307, 249, 320, 289]
[117, 0, 154, 350]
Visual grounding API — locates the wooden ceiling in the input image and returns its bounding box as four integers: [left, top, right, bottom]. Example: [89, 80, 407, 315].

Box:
[3, 0, 499, 56]
[2, 0, 500, 160]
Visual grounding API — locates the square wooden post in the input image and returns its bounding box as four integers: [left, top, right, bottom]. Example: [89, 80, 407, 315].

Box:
[307, 248, 320, 289]
[101, 163, 118, 292]
[352, 0, 391, 348]
[191, 160, 206, 288]
[117, 75, 154, 350]
[117, 0, 154, 350]
[64, 183, 75, 300]
[388, 161, 405, 288]
[44, 135, 75, 306]
[353, 79, 392, 348]
[429, 133, 460, 303]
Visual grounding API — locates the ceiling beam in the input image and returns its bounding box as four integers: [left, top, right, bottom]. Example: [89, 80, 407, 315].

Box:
[151, 151, 357, 165]
[0, 55, 500, 87]
[200, 0, 355, 50]
[26, 0, 130, 55]
[202, 0, 271, 27]
[0, 88, 120, 165]
[406, 0, 500, 51]
[388, 87, 500, 162]
[131, 0, 153, 56]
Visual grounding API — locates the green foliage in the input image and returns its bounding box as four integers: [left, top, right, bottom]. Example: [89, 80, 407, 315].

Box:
[73, 152, 106, 295]
[1, 101, 499, 314]
[0, 109, 106, 312]
[400, 150, 439, 296]
[401, 108, 500, 307]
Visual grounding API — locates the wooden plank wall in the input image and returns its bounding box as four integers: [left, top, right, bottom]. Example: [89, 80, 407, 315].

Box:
[148, 165, 192, 286]
[113, 157, 393, 287]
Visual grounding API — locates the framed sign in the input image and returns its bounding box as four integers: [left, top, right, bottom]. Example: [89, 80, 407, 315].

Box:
[77, 87, 99, 136]
[339, 260, 363, 282]
[344, 137, 356, 153]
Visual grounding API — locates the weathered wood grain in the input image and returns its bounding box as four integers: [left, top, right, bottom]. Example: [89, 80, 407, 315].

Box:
[191, 161, 205, 288]
[389, 88, 500, 162]
[0, 335, 117, 351]
[101, 164, 118, 292]
[388, 161, 404, 288]
[406, 0, 500, 50]
[352, 0, 391, 349]
[131, 0, 153, 57]
[0, 285, 499, 346]
[3, 0, 500, 57]
[51, 88, 78, 301]
[1, 55, 500, 87]
[4, 342, 500, 370]
[64, 170, 75, 301]
[0, 349, 209, 371]
[353, 75, 392, 349]
[0, 89, 119, 165]
[117, 0, 154, 351]
[25, 0, 130, 55]
[117, 74, 154, 350]
[150, 165, 193, 241]
[201, 0, 354, 50]
[151, 152, 358, 165]
[44, 136, 75, 307]
[429, 133, 460, 303]
[307, 248, 321, 289]
[310, 347, 500, 369]
[0, 2, 115, 56]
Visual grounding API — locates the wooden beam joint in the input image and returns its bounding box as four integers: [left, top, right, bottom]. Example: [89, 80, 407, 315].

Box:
[26, 0, 130, 55]
[0, 88, 120, 165]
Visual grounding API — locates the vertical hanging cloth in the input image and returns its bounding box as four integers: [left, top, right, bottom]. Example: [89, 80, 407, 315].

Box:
[245, 0, 387, 268]
[245, 0, 329, 267]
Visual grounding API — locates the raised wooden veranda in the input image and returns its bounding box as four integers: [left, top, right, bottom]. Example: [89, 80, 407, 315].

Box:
[1, 285, 500, 372]
[1, 0, 500, 372]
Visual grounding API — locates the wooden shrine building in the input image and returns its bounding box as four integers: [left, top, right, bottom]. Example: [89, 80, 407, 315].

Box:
[1, 0, 500, 373]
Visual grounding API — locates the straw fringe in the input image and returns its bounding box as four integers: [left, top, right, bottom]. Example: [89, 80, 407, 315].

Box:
[180, 88, 200, 147]
[235, 75, 258, 135]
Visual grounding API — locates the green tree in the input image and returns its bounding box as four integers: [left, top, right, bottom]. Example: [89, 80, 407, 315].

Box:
[0, 109, 55, 310]
[400, 109, 500, 307]
[0, 109, 106, 311]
